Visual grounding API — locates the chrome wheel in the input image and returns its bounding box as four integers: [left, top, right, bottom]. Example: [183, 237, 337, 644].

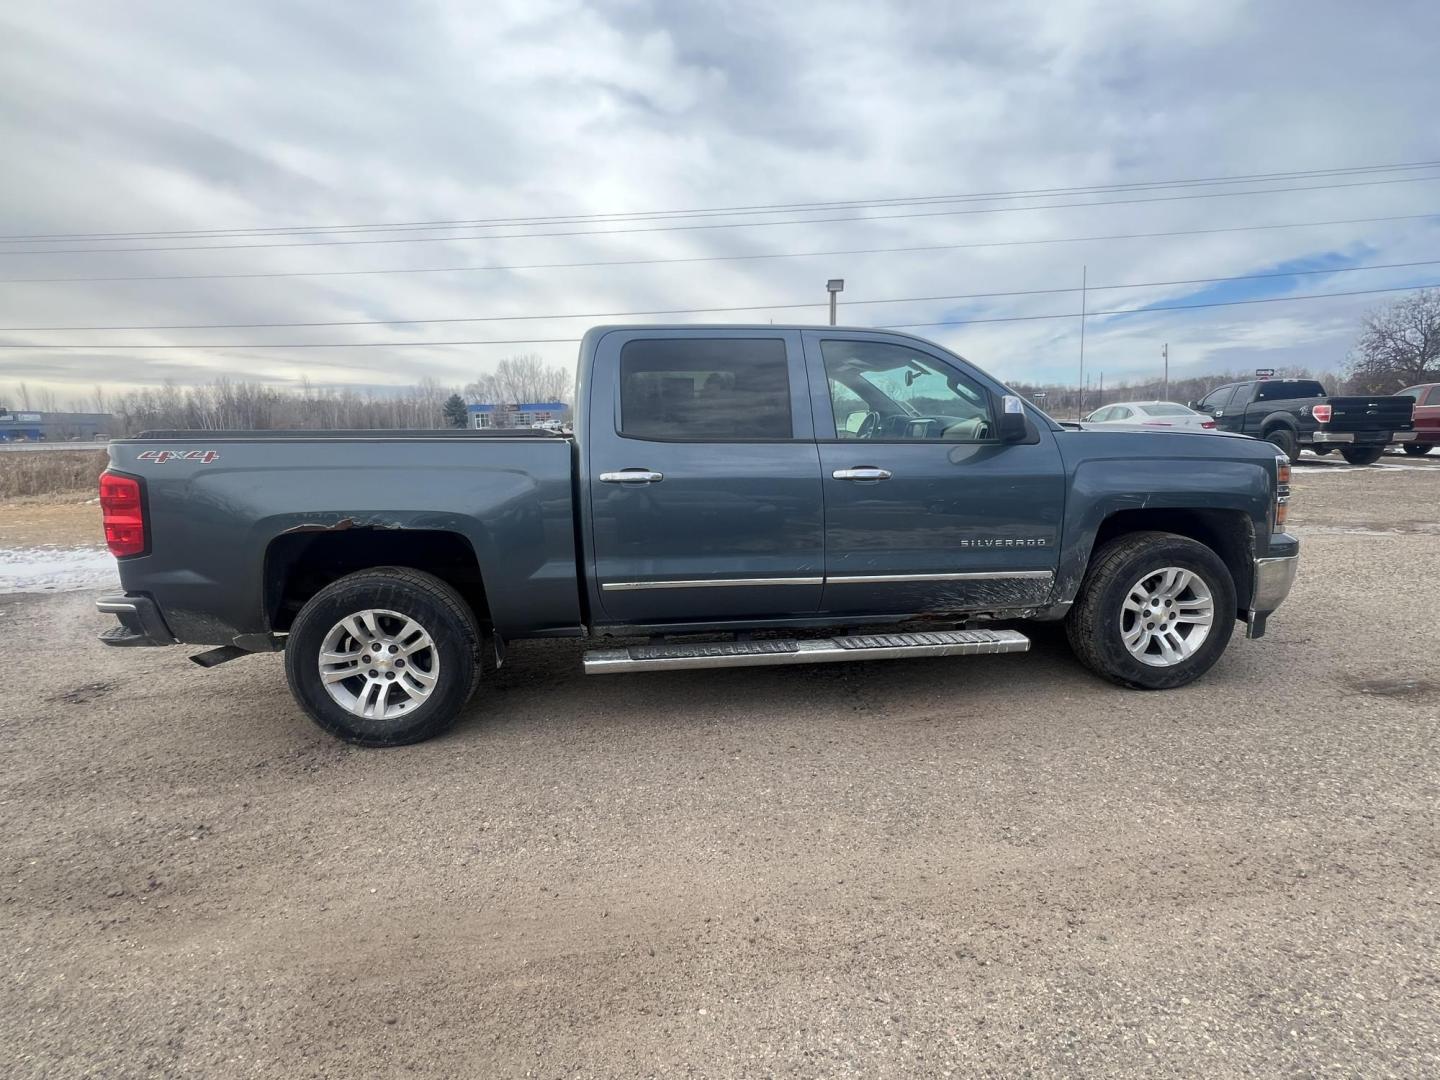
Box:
[1120, 566, 1214, 668]
[317, 608, 440, 719]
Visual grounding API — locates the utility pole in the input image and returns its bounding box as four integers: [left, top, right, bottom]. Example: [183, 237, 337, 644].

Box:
[1076, 265, 1088, 419]
[1098, 371, 1104, 408]
[826, 279, 845, 326]
[1162, 343, 1169, 401]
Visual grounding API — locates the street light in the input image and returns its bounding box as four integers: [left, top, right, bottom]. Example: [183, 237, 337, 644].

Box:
[826, 279, 844, 325]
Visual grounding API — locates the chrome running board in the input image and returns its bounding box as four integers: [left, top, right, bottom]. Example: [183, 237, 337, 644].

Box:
[582, 629, 1030, 675]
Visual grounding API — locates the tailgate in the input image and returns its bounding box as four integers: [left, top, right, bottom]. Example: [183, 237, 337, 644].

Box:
[1323, 396, 1415, 432]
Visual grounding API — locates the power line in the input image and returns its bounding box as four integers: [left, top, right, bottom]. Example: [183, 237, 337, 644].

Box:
[3, 281, 1435, 349]
[5, 159, 1438, 243]
[4, 211, 1435, 286]
[5, 257, 1437, 332]
[4, 174, 1439, 256]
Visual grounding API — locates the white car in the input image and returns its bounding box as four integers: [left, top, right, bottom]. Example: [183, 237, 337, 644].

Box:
[1083, 401, 1218, 431]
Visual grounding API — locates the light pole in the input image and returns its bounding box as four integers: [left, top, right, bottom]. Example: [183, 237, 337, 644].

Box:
[827, 279, 844, 326]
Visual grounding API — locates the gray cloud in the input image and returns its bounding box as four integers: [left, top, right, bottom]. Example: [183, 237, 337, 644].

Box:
[1, 0, 1438, 405]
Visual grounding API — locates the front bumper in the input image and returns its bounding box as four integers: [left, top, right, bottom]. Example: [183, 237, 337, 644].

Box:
[1244, 547, 1299, 639]
[97, 594, 176, 647]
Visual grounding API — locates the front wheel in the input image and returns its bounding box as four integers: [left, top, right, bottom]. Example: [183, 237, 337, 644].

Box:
[1339, 446, 1385, 466]
[1403, 443, 1434, 456]
[284, 567, 481, 746]
[1066, 531, 1236, 690]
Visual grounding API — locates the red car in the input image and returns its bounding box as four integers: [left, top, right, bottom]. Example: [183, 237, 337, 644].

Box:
[1399, 383, 1440, 455]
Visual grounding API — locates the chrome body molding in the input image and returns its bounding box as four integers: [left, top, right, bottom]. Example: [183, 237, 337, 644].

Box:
[826, 570, 1053, 584]
[1251, 554, 1299, 612]
[601, 576, 824, 592]
[600, 570, 1053, 591]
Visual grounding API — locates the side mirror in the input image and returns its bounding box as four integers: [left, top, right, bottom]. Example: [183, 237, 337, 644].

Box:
[1186, 401, 1196, 409]
[997, 394, 1028, 442]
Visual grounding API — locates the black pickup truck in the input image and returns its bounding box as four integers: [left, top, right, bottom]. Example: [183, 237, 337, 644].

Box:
[1192, 379, 1417, 464]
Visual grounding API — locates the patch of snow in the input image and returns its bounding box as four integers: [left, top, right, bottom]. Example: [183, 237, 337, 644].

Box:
[0, 546, 119, 593]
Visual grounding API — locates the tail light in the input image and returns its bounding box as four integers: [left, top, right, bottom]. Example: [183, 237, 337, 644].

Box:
[1201, 421, 1217, 429]
[1274, 458, 1291, 528]
[1311, 403, 1332, 423]
[99, 472, 147, 557]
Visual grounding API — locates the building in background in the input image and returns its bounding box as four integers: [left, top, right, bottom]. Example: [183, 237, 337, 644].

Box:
[0, 408, 113, 441]
[467, 402, 570, 430]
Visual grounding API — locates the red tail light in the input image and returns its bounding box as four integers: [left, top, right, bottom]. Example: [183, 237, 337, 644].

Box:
[1201, 421, 1217, 429]
[1312, 403, 1333, 423]
[99, 472, 146, 557]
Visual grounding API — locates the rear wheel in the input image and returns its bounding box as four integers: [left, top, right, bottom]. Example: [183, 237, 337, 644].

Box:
[1263, 426, 1299, 464]
[1403, 443, 1434, 456]
[1066, 531, 1236, 690]
[284, 567, 481, 746]
[1339, 446, 1385, 466]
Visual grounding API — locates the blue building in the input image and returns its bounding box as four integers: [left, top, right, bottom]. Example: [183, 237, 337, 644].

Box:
[0, 408, 113, 441]
[467, 402, 569, 430]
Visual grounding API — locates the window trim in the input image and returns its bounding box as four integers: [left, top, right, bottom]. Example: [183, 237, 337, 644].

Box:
[613, 335, 801, 444]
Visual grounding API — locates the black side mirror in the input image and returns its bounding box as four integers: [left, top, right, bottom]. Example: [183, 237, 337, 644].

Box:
[997, 394, 1029, 442]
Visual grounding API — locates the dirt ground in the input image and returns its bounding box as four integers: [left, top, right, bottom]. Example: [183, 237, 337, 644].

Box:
[3, 458, 1440, 1078]
[0, 494, 104, 548]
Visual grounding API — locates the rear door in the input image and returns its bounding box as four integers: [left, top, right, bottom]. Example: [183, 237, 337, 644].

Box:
[585, 329, 825, 624]
[802, 331, 1064, 616]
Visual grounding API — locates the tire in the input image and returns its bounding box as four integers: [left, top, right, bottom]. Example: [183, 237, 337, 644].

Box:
[1402, 443, 1433, 456]
[1263, 426, 1299, 464]
[284, 567, 481, 746]
[1065, 531, 1236, 691]
[1339, 446, 1385, 466]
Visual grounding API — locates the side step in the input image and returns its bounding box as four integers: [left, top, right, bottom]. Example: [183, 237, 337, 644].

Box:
[582, 628, 1029, 675]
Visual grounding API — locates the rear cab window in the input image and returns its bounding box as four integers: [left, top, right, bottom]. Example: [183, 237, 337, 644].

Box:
[618, 338, 792, 440]
[1255, 380, 1325, 401]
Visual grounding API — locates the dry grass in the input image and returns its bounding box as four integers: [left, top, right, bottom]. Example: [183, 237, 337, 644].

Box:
[0, 449, 108, 499]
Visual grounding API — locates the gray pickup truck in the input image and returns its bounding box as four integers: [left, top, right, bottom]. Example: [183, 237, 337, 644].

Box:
[97, 325, 1299, 746]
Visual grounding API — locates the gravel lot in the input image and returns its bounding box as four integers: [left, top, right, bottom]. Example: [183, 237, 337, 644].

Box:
[4, 457, 1439, 1078]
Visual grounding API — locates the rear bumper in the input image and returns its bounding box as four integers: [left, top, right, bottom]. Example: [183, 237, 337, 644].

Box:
[1307, 430, 1416, 444]
[96, 594, 176, 647]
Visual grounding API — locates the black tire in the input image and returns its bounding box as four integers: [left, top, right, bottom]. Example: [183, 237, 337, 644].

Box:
[1263, 426, 1299, 464]
[1339, 446, 1385, 466]
[284, 567, 481, 746]
[1065, 531, 1236, 691]
[1402, 443, 1434, 456]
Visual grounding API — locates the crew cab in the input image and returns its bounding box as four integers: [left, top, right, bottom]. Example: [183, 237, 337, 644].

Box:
[97, 326, 1299, 746]
[1192, 378, 1417, 464]
[1398, 383, 1439, 455]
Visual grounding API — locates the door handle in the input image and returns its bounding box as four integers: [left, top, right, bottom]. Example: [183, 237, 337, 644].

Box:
[832, 466, 892, 482]
[599, 469, 664, 484]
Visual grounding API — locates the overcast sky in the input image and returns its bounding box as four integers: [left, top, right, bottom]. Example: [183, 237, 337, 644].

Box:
[2, 0, 1438, 404]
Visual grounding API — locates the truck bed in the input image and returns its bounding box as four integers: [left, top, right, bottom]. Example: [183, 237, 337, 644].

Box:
[107, 431, 582, 646]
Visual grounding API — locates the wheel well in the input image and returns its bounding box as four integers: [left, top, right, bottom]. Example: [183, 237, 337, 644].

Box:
[264, 529, 489, 632]
[1260, 412, 1298, 434]
[1090, 509, 1254, 615]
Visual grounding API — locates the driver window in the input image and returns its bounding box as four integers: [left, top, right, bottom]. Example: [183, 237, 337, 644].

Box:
[820, 339, 994, 442]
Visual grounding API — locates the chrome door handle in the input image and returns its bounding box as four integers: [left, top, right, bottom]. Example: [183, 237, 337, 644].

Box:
[832, 466, 892, 481]
[599, 469, 664, 484]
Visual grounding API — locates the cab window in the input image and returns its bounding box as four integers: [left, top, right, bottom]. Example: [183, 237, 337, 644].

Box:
[619, 338, 792, 440]
[820, 340, 993, 441]
[1198, 386, 1236, 411]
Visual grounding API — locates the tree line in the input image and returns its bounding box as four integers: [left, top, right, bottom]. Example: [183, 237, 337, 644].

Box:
[8, 291, 1438, 434]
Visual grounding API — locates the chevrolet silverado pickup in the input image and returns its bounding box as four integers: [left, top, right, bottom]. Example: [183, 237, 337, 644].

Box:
[97, 325, 1299, 746]
[1191, 378, 1417, 464]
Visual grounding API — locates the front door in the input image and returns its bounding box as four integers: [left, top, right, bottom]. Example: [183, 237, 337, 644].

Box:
[802, 331, 1064, 616]
[586, 329, 825, 625]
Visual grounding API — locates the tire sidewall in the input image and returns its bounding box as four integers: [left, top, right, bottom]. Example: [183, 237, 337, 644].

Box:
[1340, 446, 1384, 465]
[1402, 443, 1432, 456]
[1264, 427, 1298, 463]
[285, 576, 475, 746]
[1084, 539, 1236, 690]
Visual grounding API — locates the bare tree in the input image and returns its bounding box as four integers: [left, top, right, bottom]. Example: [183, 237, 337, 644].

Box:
[1348, 288, 1440, 392]
[466, 354, 574, 404]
